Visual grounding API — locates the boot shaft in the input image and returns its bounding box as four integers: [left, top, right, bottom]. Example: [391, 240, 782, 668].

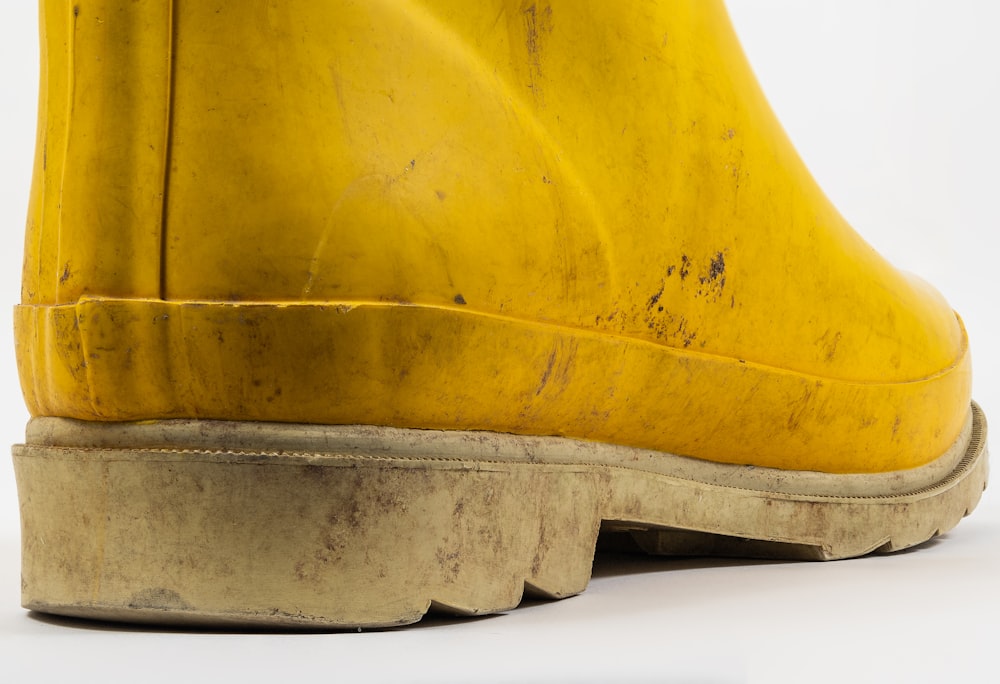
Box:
[18, 0, 972, 474]
[25, 0, 959, 378]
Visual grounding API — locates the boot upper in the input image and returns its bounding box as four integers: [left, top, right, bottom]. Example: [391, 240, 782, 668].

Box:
[18, 0, 971, 474]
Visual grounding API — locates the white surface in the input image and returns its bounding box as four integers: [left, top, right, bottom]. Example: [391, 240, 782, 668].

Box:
[1, 2, 998, 682]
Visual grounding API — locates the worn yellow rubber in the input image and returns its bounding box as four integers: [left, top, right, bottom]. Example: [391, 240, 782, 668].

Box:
[14, 403, 987, 628]
[20, 0, 974, 476]
[14, 297, 972, 475]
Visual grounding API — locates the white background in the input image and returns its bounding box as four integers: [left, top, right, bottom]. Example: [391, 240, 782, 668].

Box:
[1, 2, 998, 682]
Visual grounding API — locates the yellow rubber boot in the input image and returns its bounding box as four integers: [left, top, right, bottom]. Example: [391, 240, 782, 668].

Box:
[13, 0, 987, 627]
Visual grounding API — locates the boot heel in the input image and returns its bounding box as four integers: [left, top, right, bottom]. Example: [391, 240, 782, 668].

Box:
[13, 420, 606, 627]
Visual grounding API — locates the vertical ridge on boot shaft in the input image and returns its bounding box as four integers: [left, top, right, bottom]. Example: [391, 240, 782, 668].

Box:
[23, 0, 172, 305]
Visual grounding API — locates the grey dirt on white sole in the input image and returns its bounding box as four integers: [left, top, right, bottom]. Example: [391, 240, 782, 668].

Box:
[12, 402, 988, 628]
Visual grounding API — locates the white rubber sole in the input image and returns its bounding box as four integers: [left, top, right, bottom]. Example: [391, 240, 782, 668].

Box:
[12, 403, 988, 628]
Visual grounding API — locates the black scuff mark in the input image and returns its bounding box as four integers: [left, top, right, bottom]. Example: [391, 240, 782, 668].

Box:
[699, 251, 726, 285]
[535, 349, 557, 395]
[709, 251, 725, 280]
[694, 250, 729, 303]
[678, 255, 690, 280]
[647, 283, 664, 310]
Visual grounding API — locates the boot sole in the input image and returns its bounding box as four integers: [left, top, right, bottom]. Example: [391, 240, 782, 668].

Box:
[13, 403, 988, 628]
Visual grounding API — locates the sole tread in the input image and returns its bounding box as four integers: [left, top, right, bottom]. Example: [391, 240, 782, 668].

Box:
[12, 404, 988, 627]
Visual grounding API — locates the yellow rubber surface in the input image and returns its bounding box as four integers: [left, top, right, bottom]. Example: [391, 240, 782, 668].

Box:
[16, 298, 971, 473]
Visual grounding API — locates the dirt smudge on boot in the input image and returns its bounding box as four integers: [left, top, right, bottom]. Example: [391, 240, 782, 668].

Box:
[522, 2, 553, 105]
